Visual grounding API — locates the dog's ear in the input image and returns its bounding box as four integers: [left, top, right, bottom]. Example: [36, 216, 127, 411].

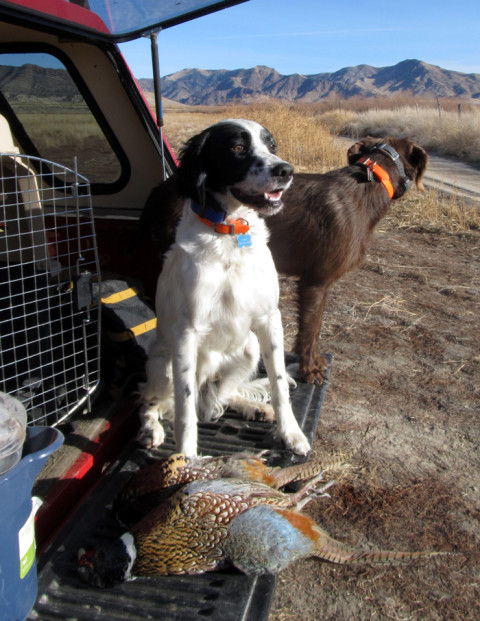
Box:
[347, 137, 377, 164]
[406, 143, 428, 191]
[347, 140, 365, 164]
[178, 129, 211, 202]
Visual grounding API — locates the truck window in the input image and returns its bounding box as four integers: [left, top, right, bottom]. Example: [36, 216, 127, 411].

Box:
[0, 50, 122, 188]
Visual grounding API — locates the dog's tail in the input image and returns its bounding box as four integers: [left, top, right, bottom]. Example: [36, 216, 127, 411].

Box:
[237, 368, 297, 402]
[236, 377, 271, 403]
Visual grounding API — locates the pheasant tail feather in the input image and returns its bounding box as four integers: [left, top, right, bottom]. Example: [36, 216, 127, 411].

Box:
[274, 507, 446, 566]
[312, 525, 447, 566]
[269, 456, 349, 489]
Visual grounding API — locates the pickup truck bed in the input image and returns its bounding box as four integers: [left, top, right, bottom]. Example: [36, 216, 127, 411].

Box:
[28, 354, 331, 621]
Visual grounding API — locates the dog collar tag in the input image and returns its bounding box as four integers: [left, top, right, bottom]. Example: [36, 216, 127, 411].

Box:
[236, 233, 252, 248]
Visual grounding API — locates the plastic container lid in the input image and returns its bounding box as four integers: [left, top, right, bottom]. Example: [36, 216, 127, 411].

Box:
[0, 392, 27, 476]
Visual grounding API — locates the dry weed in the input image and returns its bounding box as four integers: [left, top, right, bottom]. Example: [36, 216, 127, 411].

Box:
[163, 108, 228, 154]
[314, 108, 357, 136]
[225, 101, 346, 172]
[164, 100, 345, 172]
[300, 460, 479, 620]
[308, 93, 479, 115]
[354, 294, 417, 322]
[338, 106, 480, 163]
[387, 187, 480, 232]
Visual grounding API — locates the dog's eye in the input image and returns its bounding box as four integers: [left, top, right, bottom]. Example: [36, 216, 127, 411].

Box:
[233, 144, 245, 153]
[268, 142, 277, 154]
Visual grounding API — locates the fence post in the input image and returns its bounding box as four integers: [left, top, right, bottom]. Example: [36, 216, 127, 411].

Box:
[458, 103, 462, 118]
[437, 98, 442, 121]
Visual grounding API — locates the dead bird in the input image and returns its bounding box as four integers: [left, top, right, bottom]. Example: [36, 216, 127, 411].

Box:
[79, 473, 445, 587]
[114, 451, 344, 526]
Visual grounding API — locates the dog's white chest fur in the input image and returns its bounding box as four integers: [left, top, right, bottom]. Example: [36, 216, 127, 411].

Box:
[156, 204, 278, 353]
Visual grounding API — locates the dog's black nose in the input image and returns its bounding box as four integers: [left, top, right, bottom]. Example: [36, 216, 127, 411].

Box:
[271, 162, 294, 181]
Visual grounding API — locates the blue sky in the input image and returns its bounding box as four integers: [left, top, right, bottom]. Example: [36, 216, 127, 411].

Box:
[119, 0, 480, 80]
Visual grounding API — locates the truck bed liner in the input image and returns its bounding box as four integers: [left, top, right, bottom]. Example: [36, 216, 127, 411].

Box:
[29, 354, 331, 621]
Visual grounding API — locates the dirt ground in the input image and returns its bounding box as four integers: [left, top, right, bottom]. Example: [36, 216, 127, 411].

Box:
[270, 221, 480, 620]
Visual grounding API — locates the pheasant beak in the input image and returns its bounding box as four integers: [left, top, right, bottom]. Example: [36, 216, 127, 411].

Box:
[77, 547, 95, 570]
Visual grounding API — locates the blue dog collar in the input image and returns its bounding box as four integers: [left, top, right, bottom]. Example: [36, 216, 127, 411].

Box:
[190, 200, 226, 223]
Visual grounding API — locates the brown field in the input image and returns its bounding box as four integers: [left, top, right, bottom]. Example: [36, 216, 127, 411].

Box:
[162, 102, 480, 621]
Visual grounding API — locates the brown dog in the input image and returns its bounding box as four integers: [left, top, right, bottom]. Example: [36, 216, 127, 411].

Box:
[136, 136, 428, 383]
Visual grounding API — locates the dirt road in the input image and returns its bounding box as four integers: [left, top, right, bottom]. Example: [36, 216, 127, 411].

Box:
[423, 153, 480, 204]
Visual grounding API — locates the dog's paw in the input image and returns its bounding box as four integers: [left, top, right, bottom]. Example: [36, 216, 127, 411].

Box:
[241, 403, 275, 422]
[137, 421, 165, 449]
[300, 354, 330, 384]
[254, 404, 275, 422]
[279, 428, 310, 456]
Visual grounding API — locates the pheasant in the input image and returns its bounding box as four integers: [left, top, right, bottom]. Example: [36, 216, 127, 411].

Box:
[120, 451, 342, 496]
[114, 451, 342, 526]
[78, 462, 445, 587]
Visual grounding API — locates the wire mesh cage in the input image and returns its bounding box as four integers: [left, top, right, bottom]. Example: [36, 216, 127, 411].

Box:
[0, 153, 101, 426]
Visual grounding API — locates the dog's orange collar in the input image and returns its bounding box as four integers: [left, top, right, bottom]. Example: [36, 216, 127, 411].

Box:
[357, 156, 395, 198]
[196, 214, 250, 235]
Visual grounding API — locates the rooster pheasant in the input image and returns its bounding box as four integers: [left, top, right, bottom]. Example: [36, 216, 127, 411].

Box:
[78, 453, 445, 587]
[115, 451, 340, 525]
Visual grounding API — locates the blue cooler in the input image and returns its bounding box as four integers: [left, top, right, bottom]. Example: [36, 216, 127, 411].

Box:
[0, 425, 64, 621]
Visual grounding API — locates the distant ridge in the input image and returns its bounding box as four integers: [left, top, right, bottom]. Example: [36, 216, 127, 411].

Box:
[138, 59, 480, 106]
[1, 59, 479, 108]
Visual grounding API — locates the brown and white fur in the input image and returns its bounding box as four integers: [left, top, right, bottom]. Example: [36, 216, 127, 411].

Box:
[137, 135, 428, 384]
[138, 119, 310, 457]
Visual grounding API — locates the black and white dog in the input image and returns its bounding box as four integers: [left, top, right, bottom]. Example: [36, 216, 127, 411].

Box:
[138, 119, 310, 457]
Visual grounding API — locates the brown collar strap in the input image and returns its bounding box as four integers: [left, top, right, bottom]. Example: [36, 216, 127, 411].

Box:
[357, 156, 395, 198]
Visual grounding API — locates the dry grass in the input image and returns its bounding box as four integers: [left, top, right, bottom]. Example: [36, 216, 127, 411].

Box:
[299, 93, 480, 115]
[314, 108, 358, 135]
[18, 111, 120, 182]
[163, 101, 480, 232]
[164, 101, 346, 172]
[386, 187, 480, 232]
[19, 110, 104, 147]
[311, 475, 479, 621]
[162, 107, 227, 154]
[338, 106, 480, 163]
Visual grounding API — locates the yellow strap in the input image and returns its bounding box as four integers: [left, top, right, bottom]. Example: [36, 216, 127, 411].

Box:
[101, 288, 136, 305]
[131, 318, 157, 337]
[107, 317, 157, 343]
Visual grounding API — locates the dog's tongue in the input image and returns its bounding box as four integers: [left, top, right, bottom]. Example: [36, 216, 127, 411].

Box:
[230, 186, 285, 213]
[264, 190, 283, 201]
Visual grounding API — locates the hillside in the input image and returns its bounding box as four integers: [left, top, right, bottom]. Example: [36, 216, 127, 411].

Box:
[147, 59, 480, 105]
[0, 64, 82, 103]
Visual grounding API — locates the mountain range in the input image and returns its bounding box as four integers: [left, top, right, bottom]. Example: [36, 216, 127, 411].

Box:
[137, 59, 480, 106]
[1, 58, 479, 108]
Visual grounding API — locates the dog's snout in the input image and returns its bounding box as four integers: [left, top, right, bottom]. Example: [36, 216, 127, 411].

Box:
[271, 162, 293, 181]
